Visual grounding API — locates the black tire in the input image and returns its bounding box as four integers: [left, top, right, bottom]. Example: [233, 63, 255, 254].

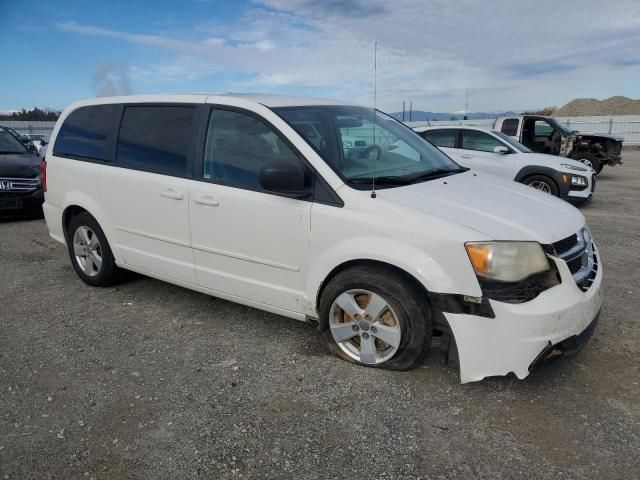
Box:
[523, 175, 559, 196]
[318, 266, 432, 371]
[576, 154, 602, 174]
[66, 212, 121, 287]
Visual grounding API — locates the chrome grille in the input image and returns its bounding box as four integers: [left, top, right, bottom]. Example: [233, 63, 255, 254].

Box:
[0, 176, 40, 193]
[551, 234, 578, 256]
[547, 229, 597, 292]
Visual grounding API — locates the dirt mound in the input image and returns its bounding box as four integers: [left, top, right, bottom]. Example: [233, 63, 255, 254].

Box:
[553, 96, 640, 117]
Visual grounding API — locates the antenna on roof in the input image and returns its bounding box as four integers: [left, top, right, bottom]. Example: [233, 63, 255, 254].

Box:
[371, 41, 378, 199]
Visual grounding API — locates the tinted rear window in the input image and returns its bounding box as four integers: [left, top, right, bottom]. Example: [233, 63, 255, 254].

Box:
[501, 118, 519, 136]
[422, 129, 457, 148]
[117, 106, 195, 176]
[53, 105, 121, 161]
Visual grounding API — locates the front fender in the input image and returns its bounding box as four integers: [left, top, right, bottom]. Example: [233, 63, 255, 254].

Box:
[514, 165, 570, 196]
[305, 235, 482, 317]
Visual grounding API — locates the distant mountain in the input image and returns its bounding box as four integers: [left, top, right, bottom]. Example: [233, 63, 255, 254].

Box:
[390, 110, 520, 121]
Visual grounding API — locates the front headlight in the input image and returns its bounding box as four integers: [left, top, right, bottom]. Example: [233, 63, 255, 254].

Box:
[465, 241, 550, 282]
[571, 175, 588, 186]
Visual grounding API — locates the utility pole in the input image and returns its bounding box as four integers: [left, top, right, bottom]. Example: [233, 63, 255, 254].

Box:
[464, 89, 469, 121]
[409, 101, 413, 122]
[402, 101, 405, 122]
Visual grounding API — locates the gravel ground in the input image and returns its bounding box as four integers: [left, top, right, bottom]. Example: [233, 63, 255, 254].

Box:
[1, 151, 639, 480]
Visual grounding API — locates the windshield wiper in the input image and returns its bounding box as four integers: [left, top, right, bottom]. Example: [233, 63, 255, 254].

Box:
[0, 151, 27, 155]
[405, 167, 467, 183]
[348, 175, 413, 186]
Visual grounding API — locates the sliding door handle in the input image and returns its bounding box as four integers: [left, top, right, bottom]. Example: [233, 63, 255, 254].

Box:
[194, 195, 220, 207]
[160, 188, 184, 200]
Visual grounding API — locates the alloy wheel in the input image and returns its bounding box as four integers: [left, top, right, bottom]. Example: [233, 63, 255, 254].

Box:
[577, 158, 593, 168]
[528, 180, 552, 194]
[72, 226, 103, 277]
[329, 289, 401, 364]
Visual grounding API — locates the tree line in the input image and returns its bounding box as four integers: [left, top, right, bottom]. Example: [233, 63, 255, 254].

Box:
[0, 108, 60, 121]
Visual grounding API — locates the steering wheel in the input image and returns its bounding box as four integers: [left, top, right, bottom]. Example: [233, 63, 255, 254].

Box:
[358, 144, 382, 159]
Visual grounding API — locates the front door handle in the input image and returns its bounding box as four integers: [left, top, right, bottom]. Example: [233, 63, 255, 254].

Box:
[459, 154, 473, 159]
[160, 188, 184, 200]
[194, 195, 220, 207]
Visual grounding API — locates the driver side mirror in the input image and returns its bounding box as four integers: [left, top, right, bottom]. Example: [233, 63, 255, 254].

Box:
[259, 162, 311, 199]
[494, 146, 511, 154]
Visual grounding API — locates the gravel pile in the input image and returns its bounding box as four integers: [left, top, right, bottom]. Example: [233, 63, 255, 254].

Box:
[553, 96, 640, 117]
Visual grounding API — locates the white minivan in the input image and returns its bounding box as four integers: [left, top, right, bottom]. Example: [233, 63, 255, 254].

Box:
[42, 94, 603, 383]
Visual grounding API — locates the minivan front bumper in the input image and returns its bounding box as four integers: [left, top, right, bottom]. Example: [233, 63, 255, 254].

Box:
[443, 246, 604, 383]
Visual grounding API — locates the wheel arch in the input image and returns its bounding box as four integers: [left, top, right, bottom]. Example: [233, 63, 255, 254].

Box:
[60, 198, 119, 261]
[315, 259, 431, 313]
[514, 166, 566, 196]
[305, 235, 483, 320]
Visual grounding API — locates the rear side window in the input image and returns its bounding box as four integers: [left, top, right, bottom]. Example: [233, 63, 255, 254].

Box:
[53, 105, 121, 161]
[117, 106, 195, 176]
[202, 109, 302, 191]
[421, 129, 457, 148]
[461, 130, 504, 152]
[501, 118, 519, 136]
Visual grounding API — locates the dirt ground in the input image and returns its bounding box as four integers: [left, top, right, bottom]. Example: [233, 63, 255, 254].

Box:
[1, 150, 639, 480]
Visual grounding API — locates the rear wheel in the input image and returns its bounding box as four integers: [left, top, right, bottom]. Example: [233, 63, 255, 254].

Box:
[576, 154, 603, 174]
[319, 266, 432, 370]
[66, 212, 121, 287]
[523, 175, 559, 196]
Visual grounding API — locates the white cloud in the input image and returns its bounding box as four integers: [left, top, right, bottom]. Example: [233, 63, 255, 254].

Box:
[55, 1, 640, 112]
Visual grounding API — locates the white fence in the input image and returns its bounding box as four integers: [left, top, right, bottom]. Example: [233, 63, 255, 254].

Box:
[1, 120, 57, 136]
[3, 116, 640, 145]
[405, 115, 640, 145]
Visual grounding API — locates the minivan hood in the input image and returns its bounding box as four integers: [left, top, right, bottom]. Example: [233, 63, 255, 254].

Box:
[378, 171, 584, 243]
[0, 153, 41, 177]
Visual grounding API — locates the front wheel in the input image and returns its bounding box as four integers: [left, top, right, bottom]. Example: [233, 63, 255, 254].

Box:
[318, 266, 432, 370]
[523, 175, 559, 196]
[576, 154, 603, 174]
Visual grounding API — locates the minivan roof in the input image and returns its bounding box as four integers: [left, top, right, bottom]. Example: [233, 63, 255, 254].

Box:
[413, 125, 492, 133]
[66, 93, 354, 109]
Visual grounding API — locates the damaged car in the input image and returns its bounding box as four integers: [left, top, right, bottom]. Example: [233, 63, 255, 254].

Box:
[43, 94, 603, 383]
[494, 115, 623, 174]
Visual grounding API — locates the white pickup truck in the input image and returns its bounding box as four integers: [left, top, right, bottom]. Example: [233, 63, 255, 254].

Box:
[493, 115, 623, 174]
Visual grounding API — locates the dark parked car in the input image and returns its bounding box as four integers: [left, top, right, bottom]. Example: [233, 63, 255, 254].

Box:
[2, 126, 39, 154]
[0, 126, 44, 217]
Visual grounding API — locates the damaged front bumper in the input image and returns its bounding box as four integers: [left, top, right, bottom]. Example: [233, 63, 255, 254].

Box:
[528, 311, 599, 372]
[442, 245, 604, 383]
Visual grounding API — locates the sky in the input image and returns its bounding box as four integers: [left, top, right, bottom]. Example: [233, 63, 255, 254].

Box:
[1, 0, 639, 113]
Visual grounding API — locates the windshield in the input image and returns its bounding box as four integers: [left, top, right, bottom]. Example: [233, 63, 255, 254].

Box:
[0, 130, 29, 154]
[548, 118, 576, 135]
[273, 106, 464, 189]
[492, 131, 533, 153]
